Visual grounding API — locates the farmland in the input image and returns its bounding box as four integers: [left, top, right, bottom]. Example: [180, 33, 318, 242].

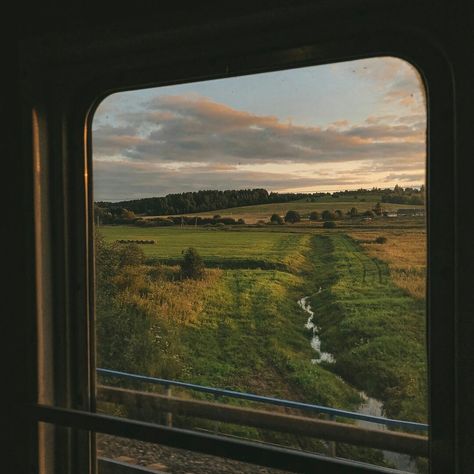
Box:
[96, 204, 427, 469]
[99, 226, 311, 269]
[159, 196, 424, 224]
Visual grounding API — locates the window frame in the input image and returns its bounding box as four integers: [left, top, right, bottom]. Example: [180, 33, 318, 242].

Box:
[22, 7, 456, 473]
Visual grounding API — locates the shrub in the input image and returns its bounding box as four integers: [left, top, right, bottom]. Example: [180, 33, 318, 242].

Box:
[237, 218, 246, 225]
[322, 210, 336, 221]
[270, 213, 284, 224]
[323, 221, 337, 229]
[375, 236, 387, 244]
[309, 211, 320, 221]
[180, 247, 205, 279]
[284, 210, 301, 223]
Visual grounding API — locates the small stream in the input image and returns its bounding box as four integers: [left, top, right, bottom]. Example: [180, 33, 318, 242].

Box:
[298, 294, 418, 473]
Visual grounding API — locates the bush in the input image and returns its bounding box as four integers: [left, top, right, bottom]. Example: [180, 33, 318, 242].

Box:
[309, 211, 320, 221]
[180, 247, 205, 279]
[322, 210, 337, 221]
[375, 236, 387, 244]
[284, 210, 301, 223]
[323, 221, 337, 229]
[270, 213, 284, 224]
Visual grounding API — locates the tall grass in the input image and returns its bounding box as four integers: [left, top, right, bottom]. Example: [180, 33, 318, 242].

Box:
[348, 230, 426, 299]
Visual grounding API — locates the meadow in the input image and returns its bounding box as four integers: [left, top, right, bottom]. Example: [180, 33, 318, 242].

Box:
[99, 226, 311, 269]
[307, 233, 427, 422]
[348, 230, 426, 299]
[96, 212, 427, 468]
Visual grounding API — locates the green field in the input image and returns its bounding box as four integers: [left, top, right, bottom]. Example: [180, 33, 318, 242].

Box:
[307, 234, 427, 422]
[100, 226, 311, 269]
[96, 221, 427, 467]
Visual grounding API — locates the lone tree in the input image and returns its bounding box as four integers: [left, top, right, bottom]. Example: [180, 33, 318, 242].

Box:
[350, 207, 358, 217]
[270, 213, 284, 224]
[309, 211, 320, 221]
[284, 210, 301, 223]
[180, 247, 205, 279]
[322, 210, 336, 221]
[373, 202, 383, 216]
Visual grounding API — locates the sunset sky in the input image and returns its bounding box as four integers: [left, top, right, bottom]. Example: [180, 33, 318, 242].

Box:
[92, 57, 426, 202]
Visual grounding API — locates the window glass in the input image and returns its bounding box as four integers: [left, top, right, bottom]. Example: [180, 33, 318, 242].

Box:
[93, 57, 427, 472]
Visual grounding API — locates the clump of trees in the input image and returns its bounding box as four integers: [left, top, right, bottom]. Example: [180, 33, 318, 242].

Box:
[180, 248, 205, 279]
[381, 184, 424, 205]
[284, 210, 301, 223]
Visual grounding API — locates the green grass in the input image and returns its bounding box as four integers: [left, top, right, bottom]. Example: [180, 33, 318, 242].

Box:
[99, 226, 311, 269]
[96, 223, 427, 467]
[178, 268, 361, 409]
[98, 225, 427, 423]
[307, 233, 427, 422]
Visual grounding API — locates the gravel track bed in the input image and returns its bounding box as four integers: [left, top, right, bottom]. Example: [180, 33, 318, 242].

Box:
[98, 433, 292, 474]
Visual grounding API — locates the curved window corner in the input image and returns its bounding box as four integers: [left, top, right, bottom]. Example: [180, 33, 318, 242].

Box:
[92, 56, 429, 474]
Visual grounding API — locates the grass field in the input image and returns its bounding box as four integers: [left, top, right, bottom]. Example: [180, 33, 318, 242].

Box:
[306, 234, 427, 422]
[348, 230, 426, 299]
[99, 226, 312, 269]
[96, 220, 427, 467]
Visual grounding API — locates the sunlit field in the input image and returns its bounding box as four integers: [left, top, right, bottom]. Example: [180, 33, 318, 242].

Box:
[348, 230, 426, 299]
[160, 198, 424, 224]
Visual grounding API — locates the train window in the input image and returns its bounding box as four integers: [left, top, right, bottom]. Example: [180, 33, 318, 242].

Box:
[92, 56, 428, 473]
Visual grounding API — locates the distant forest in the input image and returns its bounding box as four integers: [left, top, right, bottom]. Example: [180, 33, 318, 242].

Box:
[95, 185, 424, 221]
[96, 189, 311, 216]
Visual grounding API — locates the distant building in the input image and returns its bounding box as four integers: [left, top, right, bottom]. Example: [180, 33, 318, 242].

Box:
[397, 208, 425, 217]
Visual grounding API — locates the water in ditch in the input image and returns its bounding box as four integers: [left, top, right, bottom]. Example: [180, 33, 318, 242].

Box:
[298, 294, 419, 473]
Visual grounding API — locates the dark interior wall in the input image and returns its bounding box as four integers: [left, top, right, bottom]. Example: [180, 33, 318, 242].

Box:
[1, 2, 473, 472]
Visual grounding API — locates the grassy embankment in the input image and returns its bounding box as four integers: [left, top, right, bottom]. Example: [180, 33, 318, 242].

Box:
[96, 225, 426, 466]
[96, 226, 369, 454]
[308, 233, 427, 423]
[98, 225, 427, 423]
[348, 230, 426, 299]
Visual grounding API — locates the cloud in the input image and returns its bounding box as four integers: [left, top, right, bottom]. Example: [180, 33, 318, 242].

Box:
[92, 59, 426, 201]
[93, 95, 425, 168]
[92, 158, 374, 201]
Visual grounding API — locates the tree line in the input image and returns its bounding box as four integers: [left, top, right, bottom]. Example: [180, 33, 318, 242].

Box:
[96, 188, 316, 217]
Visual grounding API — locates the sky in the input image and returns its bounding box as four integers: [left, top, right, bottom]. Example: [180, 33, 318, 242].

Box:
[92, 57, 426, 202]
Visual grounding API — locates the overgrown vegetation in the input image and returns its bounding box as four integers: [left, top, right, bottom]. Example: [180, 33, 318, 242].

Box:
[95, 217, 427, 470]
[307, 234, 427, 423]
[349, 230, 426, 299]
